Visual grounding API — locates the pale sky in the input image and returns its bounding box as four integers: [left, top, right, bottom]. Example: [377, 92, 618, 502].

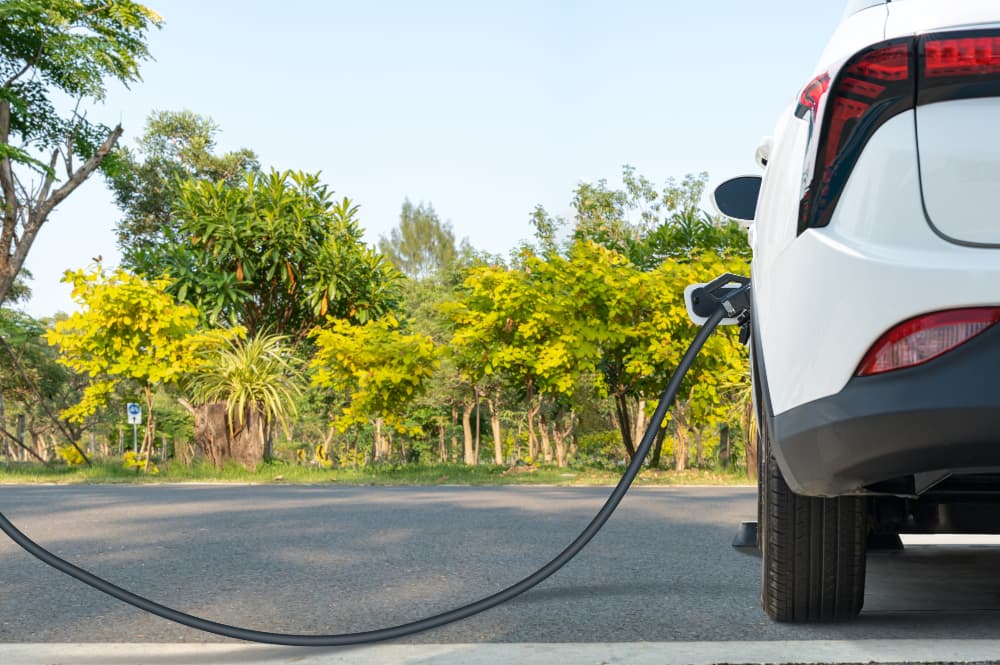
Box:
[23, 1, 845, 317]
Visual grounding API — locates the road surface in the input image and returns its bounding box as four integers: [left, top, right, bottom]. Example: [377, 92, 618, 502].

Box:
[1, 485, 1000, 662]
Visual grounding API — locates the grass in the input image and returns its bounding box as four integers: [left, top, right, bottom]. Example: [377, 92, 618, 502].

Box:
[0, 460, 754, 487]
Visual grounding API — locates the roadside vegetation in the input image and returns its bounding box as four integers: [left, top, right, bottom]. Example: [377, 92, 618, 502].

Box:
[0, 1, 758, 485]
[0, 460, 752, 487]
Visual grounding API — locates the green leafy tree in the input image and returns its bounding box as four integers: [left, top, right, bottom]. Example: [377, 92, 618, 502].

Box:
[536, 167, 750, 270]
[310, 317, 438, 462]
[108, 110, 259, 275]
[0, 0, 161, 303]
[643, 172, 750, 264]
[46, 267, 203, 471]
[166, 169, 400, 341]
[378, 199, 470, 279]
[446, 252, 599, 466]
[0, 307, 86, 462]
[446, 240, 750, 467]
[394, 275, 470, 463]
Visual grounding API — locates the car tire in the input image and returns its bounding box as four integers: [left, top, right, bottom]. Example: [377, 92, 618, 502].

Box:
[760, 422, 868, 622]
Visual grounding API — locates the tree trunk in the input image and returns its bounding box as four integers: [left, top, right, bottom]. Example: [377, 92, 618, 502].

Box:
[0, 391, 7, 459]
[649, 426, 667, 468]
[473, 387, 481, 465]
[674, 425, 689, 471]
[632, 396, 647, 452]
[613, 393, 636, 460]
[142, 384, 155, 472]
[487, 397, 503, 465]
[551, 412, 574, 468]
[694, 428, 704, 468]
[373, 416, 388, 462]
[451, 404, 459, 463]
[719, 423, 731, 468]
[438, 423, 447, 463]
[539, 416, 553, 463]
[526, 397, 540, 462]
[323, 425, 336, 460]
[179, 399, 265, 470]
[462, 399, 475, 465]
[33, 431, 45, 461]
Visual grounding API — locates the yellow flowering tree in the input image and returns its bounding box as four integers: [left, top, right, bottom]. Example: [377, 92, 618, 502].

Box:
[46, 268, 203, 471]
[310, 317, 438, 462]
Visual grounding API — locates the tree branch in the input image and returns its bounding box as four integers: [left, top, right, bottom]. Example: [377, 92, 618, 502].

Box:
[38, 124, 122, 219]
[0, 334, 91, 466]
[33, 149, 59, 212]
[6, 124, 123, 283]
[2, 45, 43, 88]
[0, 425, 50, 465]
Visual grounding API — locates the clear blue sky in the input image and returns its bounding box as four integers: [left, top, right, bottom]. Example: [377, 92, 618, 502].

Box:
[24, 0, 846, 317]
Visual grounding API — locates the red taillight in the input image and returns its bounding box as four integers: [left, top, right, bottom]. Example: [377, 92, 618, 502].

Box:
[857, 308, 1000, 376]
[848, 42, 910, 81]
[795, 73, 830, 119]
[924, 36, 1000, 77]
[797, 40, 915, 233]
[798, 29, 1000, 234]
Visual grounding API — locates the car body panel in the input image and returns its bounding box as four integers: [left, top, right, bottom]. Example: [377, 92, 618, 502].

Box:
[884, 0, 1000, 39]
[814, 4, 888, 79]
[917, 98, 1000, 246]
[756, 110, 1000, 417]
[735, 1, 1000, 496]
[771, 321, 1000, 497]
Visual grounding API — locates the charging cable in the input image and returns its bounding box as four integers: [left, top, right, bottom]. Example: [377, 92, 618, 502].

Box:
[0, 293, 740, 646]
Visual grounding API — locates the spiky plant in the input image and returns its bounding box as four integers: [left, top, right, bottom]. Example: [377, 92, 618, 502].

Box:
[187, 331, 302, 436]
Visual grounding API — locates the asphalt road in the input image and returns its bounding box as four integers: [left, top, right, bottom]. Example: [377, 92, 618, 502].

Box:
[1, 485, 1000, 645]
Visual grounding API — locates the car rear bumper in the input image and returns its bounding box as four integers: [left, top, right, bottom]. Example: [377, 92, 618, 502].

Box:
[769, 320, 1000, 497]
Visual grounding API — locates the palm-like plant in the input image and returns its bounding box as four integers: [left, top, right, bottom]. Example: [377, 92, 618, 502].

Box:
[187, 331, 301, 437]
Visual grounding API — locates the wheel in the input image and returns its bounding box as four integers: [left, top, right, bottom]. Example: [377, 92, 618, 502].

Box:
[759, 421, 868, 622]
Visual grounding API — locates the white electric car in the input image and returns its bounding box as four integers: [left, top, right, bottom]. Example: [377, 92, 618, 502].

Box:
[713, 0, 1000, 622]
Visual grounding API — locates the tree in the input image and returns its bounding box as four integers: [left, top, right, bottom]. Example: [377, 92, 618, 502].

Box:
[446, 239, 750, 468]
[183, 332, 301, 469]
[0, 307, 86, 462]
[623, 254, 750, 469]
[46, 267, 204, 471]
[535, 167, 750, 270]
[165, 169, 400, 341]
[108, 110, 259, 276]
[643, 172, 750, 264]
[446, 251, 599, 466]
[378, 199, 470, 279]
[310, 317, 438, 463]
[0, 0, 161, 303]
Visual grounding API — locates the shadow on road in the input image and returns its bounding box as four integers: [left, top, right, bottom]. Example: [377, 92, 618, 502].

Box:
[0, 485, 998, 646]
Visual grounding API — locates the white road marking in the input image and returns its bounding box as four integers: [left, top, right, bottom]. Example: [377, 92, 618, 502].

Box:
[901, 534, 1000, 545]
[3, 640, 1000, 665]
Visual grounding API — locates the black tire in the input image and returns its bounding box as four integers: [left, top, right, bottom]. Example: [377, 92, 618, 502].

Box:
[760, 424, 868, 622]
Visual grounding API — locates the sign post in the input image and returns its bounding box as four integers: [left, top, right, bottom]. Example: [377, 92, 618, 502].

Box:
[126, 403, 142, 455]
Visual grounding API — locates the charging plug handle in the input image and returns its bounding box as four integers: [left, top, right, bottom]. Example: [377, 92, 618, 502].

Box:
[690, 273, 751, 319]
[690, 273, 752, 343]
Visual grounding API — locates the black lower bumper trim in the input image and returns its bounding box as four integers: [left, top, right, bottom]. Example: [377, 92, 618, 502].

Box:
[771, 321, 1000, 497]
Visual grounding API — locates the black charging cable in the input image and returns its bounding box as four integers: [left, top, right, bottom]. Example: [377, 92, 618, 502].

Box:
[0, 305, 731, 646]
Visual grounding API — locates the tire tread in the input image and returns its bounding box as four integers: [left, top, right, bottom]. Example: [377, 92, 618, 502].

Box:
[761, 451, 866, 622]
